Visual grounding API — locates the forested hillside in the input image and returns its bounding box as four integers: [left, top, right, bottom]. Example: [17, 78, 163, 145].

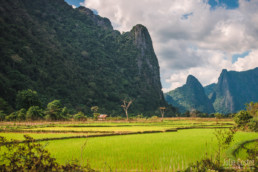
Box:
[165, 75, 214, 114]
[0, 0, 171, 116]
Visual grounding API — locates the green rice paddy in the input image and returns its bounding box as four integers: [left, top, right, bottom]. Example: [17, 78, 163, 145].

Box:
[43, 129, 257, 171]
[0, 118, 256, 171]
[0, 132, 98, 141]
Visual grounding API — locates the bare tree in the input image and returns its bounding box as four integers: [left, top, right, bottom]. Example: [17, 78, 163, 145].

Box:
[121, 98, 133, 121]
[160, 107, 166, 121]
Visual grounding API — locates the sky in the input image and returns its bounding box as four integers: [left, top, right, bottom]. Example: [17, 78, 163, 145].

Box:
[65, 0, 258, 92]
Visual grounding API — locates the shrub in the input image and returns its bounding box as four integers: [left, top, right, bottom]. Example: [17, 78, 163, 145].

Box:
[74, 111, 87, 121]
[245, 102, 258, 117]
[214, 112, 223, 119]
[148, 116, 160, 122]
[137, 114, 144, 118]
[16, 89, 41, 110]
[26, 106, 43, 121]
[234, 110, 253, 128]
[61, 107, 68, 117]
[0, 135, 95, 172]
[44, 114, 52, 121]
[185, 158, 221, 172]
[5, 112, 17, 121]
[91, 106, 99, 113]
[247, 118, 258, 132]
[17, 108, 26, 121]
[45, 100, 63, 120]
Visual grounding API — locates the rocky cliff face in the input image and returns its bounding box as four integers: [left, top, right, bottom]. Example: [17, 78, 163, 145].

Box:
[211, 67, 258, 113]
[165, 75, 215, 113]
[130, 24, 164, 101]
[0, 0, 166, 115]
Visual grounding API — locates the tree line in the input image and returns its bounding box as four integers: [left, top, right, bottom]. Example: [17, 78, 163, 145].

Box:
[0, 89, 172, 121]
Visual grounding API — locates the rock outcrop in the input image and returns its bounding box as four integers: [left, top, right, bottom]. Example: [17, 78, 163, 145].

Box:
[210, 67, 258, 113]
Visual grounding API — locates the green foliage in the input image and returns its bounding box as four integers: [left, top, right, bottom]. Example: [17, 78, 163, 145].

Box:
[5, 112, 17, 121]
[16, 89, 41, 110]
[61, 107, 68, 117]
[247, 118, 258, 132]
[16, 108, 26, 121]
[245, 102, 258, 117]
[45, 100, 64, 120]
[196, 113, 209, 118]
[3, 108, 26, 121]
[0, 135, 95, 172]
[137, 114, 144, 118]
[91, 106, 99, 113]
[234, 110, 253, 128]
[0, 98, 13, 114]
[26, 106, 43, 120]
[74, 111, 87, 121]
[233, 103, 258, 131]
[185, 158, 221, 172]
[148, 116, 159, 122]
[93, 113, 100, 120]
[0, 135, 58, 171]
[214, 112, 223, 119]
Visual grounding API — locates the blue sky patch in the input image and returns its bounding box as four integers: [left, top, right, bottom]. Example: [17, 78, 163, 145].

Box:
[232, 51, 251, 63]
[181, 12, 193, 20]
[208, 0, 239, 9]
[65, 0, 84, 7]
[92, 9, 99, 15]
[64, 0, 98, 14]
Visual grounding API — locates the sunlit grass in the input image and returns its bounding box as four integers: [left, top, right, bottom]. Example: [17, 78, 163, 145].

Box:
[43, 129, 257, 171]
[0, 132, 99, 141]
[0, 119, 255, 171]
[24, 126, 176, 132]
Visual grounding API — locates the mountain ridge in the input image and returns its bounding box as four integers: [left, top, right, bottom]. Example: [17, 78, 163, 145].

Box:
[0, 0, 170, 115]
[165, 67, 258, 114]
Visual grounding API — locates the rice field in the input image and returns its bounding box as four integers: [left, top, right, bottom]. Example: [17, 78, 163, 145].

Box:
[43, 129, 257, 171]
[0, 118, 256, 171]
[24, 126, 176, 132]
[0, 132, 99, 141]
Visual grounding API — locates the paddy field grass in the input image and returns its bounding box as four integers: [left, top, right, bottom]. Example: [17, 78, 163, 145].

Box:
[0, 118, 256, 171]
[43, 129, 257, 171]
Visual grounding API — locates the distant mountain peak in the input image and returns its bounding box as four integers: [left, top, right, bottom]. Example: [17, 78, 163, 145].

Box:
[131, 24, 153, 50]
[186, 74, 198, 83]
[222, 69, 228, 73]
[186, 75, 202, 88]
[165, 74, 215, 113]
